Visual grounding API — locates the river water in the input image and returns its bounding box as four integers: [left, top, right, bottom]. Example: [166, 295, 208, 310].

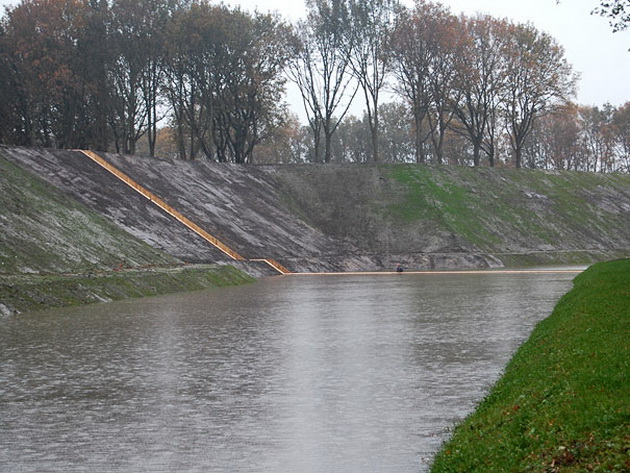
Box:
[0, 270, 579, 472]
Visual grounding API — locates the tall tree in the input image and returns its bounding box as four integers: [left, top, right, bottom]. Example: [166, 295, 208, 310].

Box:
[211, 9, 291, 164]
[108, 0, 173, 155]
[610, 102, 630, 172]
[80, 0, 113, 152]
[523, 103, 582, 170]
[391, 1, 461, 164]
[346, 0, 399, 163]
[164, 4, 290, 163]
[288, 0, 357, 163]
[1, 0, 95, 148]
[375, 101, 415, 162]
[502, 22, 577, 168]
[451, 15, 510, 166]
[0, 19, 19, 144]
[391, 3, 433, 163]
[163, 1, 215, 160]
[579, 104, 616, 172]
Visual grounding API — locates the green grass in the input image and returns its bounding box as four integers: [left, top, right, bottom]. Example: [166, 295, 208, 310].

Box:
[387, 165, 502, 247]
[430, 259, 630, 473]
[0, 265, 255, 315]
[386, 165, 630, 258]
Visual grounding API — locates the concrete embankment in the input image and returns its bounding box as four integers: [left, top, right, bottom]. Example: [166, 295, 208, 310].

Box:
[2, 146, 629, 273]
[1, 145, 629, 312]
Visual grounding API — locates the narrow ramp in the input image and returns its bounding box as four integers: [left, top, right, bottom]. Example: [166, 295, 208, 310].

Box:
[78, 150, 290, 275]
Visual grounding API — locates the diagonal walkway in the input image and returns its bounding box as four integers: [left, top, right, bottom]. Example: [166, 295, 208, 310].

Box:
[78, 150, 291, 275]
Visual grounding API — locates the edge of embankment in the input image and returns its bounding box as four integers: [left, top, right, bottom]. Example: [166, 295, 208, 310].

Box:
[0, 264, 256, 317]
[429, 258, 630, 472]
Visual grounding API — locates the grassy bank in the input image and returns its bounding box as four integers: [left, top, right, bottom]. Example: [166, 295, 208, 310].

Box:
[0, 264, 255, 316]
[430, 259, 630, 473]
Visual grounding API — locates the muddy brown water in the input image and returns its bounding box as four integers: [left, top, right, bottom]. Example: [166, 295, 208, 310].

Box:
[0, 270, 579, 472]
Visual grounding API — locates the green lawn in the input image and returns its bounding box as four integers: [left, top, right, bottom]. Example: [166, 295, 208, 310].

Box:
[430, 259, 630, 473]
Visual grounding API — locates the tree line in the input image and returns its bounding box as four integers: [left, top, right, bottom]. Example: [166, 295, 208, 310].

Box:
[0, 0, 294, 163]
[0, 0, 627, 172]
[249, 100, 630, 173]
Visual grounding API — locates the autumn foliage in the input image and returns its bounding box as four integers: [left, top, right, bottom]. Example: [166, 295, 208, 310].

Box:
[0, 0, 627, 171]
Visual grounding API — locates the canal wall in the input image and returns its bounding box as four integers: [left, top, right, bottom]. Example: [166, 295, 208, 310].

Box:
[1, 145, 629, 277]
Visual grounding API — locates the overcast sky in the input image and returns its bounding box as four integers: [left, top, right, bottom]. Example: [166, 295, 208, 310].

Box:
[1, 0, 628, 111]
[220, 0, 629, 109]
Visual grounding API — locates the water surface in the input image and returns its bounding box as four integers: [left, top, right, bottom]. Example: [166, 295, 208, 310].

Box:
[0, 271, 578, 472]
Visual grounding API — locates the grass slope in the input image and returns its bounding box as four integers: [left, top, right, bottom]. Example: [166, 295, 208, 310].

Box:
[387, 165, 630, 256]
[275, 163, 629, 265]
[430, 259, 630, 472]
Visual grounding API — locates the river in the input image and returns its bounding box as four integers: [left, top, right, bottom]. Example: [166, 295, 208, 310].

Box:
[0, 270, 579, 472]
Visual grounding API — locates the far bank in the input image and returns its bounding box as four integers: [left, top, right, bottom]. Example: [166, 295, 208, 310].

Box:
[2, 147, 629, 274]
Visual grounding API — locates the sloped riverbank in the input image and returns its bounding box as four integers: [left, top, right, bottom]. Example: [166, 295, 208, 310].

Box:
[1, 145, 629, 313]
[0, 265, 254, 316]
[430, 259, 630, 472]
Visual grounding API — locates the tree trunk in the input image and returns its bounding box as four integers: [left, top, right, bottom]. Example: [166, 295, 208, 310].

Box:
[473, 140, 481, 166]
[515, 146, 523, 168]
[415, 115, 425, 164]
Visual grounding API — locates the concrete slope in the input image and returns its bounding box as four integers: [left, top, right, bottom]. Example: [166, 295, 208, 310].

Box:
[2, 147, 357, 272]
[2, 146, 231, 264]
[2, 146, 629, 272]
[101, 152, 355, 265]
[0, 149, 179, 274]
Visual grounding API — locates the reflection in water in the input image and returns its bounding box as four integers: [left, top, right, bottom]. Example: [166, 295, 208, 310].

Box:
[0, 271, 577, 472]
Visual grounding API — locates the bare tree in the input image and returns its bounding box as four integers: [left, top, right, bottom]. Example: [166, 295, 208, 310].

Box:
[287, 0, 357, 163]
[610, 102, 630, 171]
[211, 11, 292, 164]
[346, 0, 399, 163]
[164, 4, 290, 163]
[390, 3, 434, 163]
[451, 15, 511, 166]
[391, 1, 462, 164]
[163, 2, 216, 160]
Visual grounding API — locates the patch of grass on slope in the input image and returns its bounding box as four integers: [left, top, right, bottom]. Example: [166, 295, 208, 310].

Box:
[430, 259, 630, 472]
[0, 154, 177, 274]
[388, 165, 502, 247]
[0, 265, 255, 315]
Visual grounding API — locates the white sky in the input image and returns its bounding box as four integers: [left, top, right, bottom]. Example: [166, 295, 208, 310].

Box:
[1, 0, 628, 112]
[223, 0, 630, 110]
